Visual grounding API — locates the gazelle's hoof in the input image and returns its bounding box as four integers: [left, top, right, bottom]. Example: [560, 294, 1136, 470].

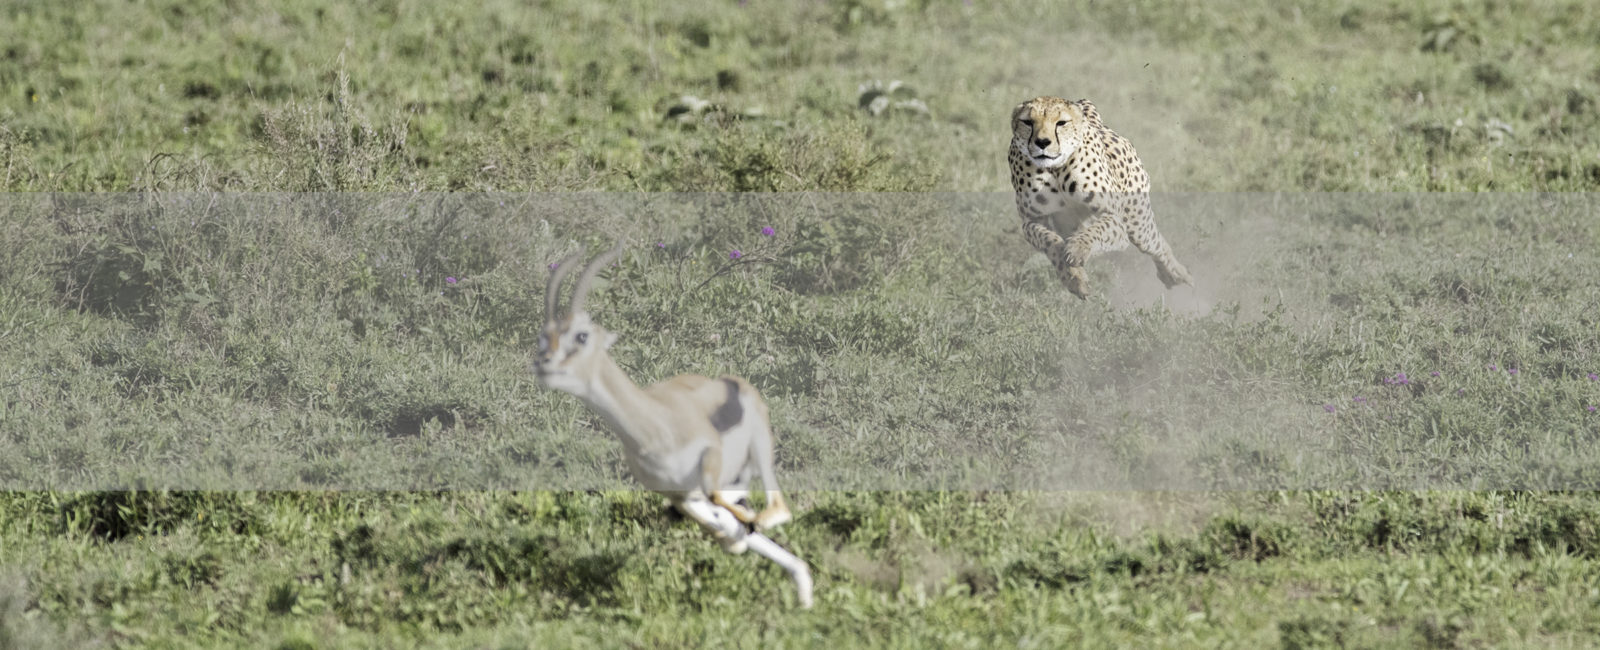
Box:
[714, 531, 748, 554]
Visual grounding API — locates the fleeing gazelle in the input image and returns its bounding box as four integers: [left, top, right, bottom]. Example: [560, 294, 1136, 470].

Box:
[533, 241, 813, 608]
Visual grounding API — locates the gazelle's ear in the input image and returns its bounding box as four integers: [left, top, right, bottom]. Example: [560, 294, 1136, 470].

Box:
[603, 331, 619, 350]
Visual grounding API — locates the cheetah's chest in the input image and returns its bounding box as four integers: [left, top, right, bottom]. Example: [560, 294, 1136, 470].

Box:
[1011, 154, 1085, 215]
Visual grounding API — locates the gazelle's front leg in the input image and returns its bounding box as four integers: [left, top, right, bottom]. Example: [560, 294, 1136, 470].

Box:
[748, 420, 792, 531]
[677, 497, 814, 609]
[676, 494, 750, 554]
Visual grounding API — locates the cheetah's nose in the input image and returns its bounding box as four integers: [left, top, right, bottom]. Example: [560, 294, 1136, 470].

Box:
[1034, 137, 1051, 148]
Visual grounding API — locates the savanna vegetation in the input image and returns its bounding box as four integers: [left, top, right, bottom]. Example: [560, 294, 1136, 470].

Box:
[2, 0, 1599, 646]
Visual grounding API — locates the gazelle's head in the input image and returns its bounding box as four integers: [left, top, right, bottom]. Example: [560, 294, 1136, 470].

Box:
[533, 242, 625, 396]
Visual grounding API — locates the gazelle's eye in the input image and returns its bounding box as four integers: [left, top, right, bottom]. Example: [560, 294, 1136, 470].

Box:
[1056, 120, 1067, 126]
[574, 332, 589, 344]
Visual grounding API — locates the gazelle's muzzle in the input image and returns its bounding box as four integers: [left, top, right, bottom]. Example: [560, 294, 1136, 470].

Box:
[532, 327, 559, 375]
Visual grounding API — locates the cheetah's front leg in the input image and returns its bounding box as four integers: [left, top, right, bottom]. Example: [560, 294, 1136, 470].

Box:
[1021, 219, 1091, 299]
[1061, 210, 1139, 298]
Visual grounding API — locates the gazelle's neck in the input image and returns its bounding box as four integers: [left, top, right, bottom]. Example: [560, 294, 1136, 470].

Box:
[575, 355, 661, 452]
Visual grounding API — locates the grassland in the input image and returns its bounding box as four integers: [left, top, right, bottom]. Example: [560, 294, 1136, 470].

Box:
[3, 0, 1600, 646]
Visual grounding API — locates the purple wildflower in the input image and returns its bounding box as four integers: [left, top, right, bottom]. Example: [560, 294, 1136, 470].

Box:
[1589, 406, 1597, 413]
[729, 250, 743, 260]
[1431, 371, 1441, 377]
[1353, 396, 1367, 404]
[1589, 373, 1598, 381]
[1507, 368, 1518, 375]
[1488, 364, 1497, 371]
[548, 262, 559, 271]
[656, 242, 666, 249]
[445, 277, 458, 285]
[761, 226, 776, 237]
[1324, 404, 1337, 413]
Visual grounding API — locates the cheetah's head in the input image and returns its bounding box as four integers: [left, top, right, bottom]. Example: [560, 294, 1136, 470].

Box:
[1012, 97, 1086, 170]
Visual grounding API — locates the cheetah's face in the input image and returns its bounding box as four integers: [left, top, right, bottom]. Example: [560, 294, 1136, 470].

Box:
[1012, 98, 1081, 169]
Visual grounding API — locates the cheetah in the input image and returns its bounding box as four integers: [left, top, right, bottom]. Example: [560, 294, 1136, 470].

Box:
[1008, 96, 1193, 299]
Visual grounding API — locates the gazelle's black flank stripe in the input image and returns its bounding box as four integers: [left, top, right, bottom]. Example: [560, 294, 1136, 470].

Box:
[709, 378, 743, 433]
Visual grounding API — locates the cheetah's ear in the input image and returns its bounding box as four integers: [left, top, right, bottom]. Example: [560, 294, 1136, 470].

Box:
[1075, 99, 1098, 119]
[1012, 103, 1029, 120]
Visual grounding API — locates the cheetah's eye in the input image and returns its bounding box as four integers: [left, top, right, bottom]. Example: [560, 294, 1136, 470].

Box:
[574, 332, 589, 345]
[1056, 120, 1067, 126]
[1020, 119, 1034, 127]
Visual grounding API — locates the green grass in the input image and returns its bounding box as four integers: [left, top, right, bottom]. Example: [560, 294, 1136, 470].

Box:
[3, 0, 1600, 646]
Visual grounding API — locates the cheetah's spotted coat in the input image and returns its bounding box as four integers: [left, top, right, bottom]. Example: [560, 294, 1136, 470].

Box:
[1008, 96, 1193, 298]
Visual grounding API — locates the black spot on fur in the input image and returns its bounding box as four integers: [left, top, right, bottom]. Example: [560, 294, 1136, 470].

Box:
[709, 379, 742, 433]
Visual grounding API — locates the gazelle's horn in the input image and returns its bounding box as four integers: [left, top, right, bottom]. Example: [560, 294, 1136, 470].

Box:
[568, 239, 626, 315]
[544, 248, 587, 318]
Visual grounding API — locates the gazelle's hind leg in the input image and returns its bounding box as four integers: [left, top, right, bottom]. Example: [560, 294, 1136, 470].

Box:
[703, 447, 760, 527]
[714, 465, 757, 523]
[749, 418, 792, 531]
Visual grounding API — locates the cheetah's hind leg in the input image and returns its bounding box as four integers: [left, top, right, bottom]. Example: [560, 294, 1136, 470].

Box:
[1127, 221, 1193, 290]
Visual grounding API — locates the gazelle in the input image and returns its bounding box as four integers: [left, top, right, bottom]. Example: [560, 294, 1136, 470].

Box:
[533, 241, 813, 608]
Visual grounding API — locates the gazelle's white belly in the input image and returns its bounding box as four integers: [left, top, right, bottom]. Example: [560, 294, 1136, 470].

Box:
[625, 442, 709, 492]
[623, 422, 756, 493]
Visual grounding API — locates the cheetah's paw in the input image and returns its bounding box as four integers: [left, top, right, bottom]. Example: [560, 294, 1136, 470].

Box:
[1061, 267, 1091, 299]
[1157, 262, 1193, 289]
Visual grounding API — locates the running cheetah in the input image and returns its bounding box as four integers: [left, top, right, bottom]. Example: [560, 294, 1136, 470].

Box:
[1008, 96, 1193, 299]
